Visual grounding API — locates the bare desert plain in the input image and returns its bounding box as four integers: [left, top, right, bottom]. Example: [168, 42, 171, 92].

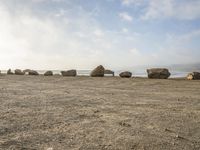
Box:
[0, 75, 200, 150]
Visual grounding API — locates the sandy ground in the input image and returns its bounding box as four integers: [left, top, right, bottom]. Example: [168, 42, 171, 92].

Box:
[0, 75, 200, 150]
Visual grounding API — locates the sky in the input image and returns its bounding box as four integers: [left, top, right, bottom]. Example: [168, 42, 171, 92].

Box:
[0, 0, 200, 70]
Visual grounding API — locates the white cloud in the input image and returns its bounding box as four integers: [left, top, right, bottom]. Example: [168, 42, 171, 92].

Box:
[119, 12, 133, 22]
[175, 1, 200, 20]
[32, 0, 63, 3]
[121, 0, 133, 5]
[122, 28, 128, 33]
[121, 0, 200, 20]
[54, 9, 66, 17]
[121, 0, 145, 6]
[93, 29, 104, 37]
[142, 0, 174, 20]
[166, 30, 200, 46]
[130, 48, 140, 56]
[149, 30, 200, 65]
[0, 0, 199, 70]
[0, 2, 110, 69]
[0, 1, 141, 70]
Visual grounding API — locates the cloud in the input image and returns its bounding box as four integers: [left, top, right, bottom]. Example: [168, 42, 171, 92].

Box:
[129, 48, 140, 56]
[121, 0, 145, 6]
[119, 12, 133, 22]
[149, 29, 200, 65]
[122, 28, 128, 33]
[32, 0, 63, 3]
[141, 0, 174, 20]
[175, 1, 200, 20]
[0, 0, 199, 70]
[166, 30, 200, 44]
[121, 0, 200, 20]
[0, 1, 109, 69]
[0, 1, 140, 70]
[121, 0, 133, 6]
[93, 29, 104, 37]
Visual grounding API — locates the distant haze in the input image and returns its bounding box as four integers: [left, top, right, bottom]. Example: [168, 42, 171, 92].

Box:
[0, 0, 200, 70]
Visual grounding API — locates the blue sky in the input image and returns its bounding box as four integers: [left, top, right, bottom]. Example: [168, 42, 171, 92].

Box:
[0, 0, 200, 70]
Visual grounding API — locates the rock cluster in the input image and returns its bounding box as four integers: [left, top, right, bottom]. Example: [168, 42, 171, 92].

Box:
[5, 66, 200, 81]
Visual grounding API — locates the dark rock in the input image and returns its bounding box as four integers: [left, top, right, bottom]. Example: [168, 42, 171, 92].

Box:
[147, 68, 170, 79]
[61, 70, 77, 76]
[44, 71, 53, 76]
[7, 69, 14, 75]
[119, 71, 132, 78]
[15, 69, 25, 75]
[187, 72, 200, 80]
[28, 70, 39, 75]
[90, 65, 105, 77]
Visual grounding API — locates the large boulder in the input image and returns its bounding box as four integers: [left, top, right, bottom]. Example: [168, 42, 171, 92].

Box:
[44, 71, 53, 76]
[7, 69, 14, 75]
[61, 70, 77, 77]
[147, 68, 170, 79]
[119, 71, 132, 78]
[28, 70, 39, 75]
[187, 72, 200, 80]
[104, 69, 114, 76]
[15, 69, 25, 75]
[90, 65, 105, 77]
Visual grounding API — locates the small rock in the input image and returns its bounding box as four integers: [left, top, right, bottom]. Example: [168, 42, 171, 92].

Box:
[28, 70, 39, 75]
[94, 109, 100, 113]
[15, 69, 25, 75]
[7, 69, 14, 75]
[119, 121, 131, 127]
[44, 71, 53, 76]
[119, 71, 132, 78]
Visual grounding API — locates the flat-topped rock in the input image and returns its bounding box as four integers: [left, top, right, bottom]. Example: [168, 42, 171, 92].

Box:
[147, 68, 170, 79]
[61, 70, 77, 76]
[29, 70, 39, 75]
[119, 71, 132, 78]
